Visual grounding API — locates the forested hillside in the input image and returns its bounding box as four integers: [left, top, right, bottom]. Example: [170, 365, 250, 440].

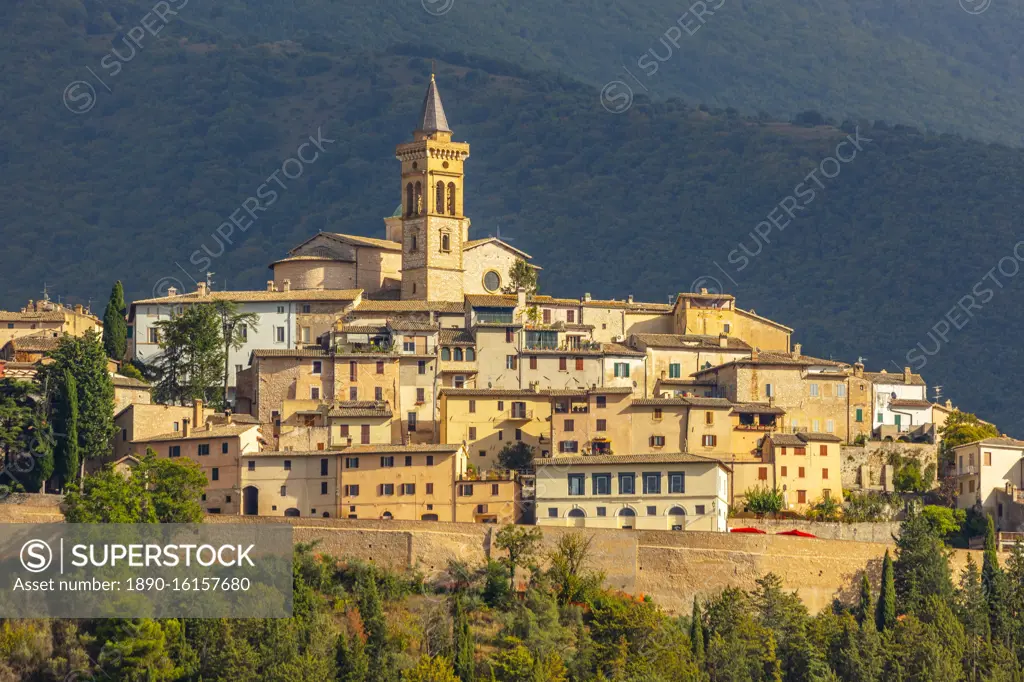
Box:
[4, 1, 1024, 430]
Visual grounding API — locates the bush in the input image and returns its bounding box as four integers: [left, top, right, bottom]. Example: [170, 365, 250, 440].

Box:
[842, 491, 901, 522]
[744, 486, 783, 517]
[920, 505, 965, 542]
[807, 496, 842, 522]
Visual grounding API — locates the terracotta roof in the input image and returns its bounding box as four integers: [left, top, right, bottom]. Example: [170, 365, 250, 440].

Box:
[954, 437, 1024, 450]
[134, 423, 259, 443]
[269, 254, 353, 266]
[528, 295, 581, 307]
[474, 322, 523, 329]
[133, 289, 363, 305]
[631, 398, 689, 407]
[769, 432, 842, 445]
[320, 232, 402, 251]
[731, 402, 786, 415]
[338, 326, 389, 335]
[656, 377, 717, 386]
[439, 329, 475, 346]
[466, 294, 517, 308]
[768, 434, 805, 447]
[890, 398, 932, 408]
[342, 443, 463, 455]
[387, 319, 438, 332]
[6, 332, 61, 351]
[463, 237, 533, 260]
[536, 452, 730, 469]
[582, 299, 674, 312]
[684, 397, 737, 409]
[111, 374, 151, 389]
[735, 307, 794, 332]
[801, 432, 842, 442]
[439, 388, 550, 399]
[327, 401, 392, 418]
[631, 333, 751, 351]
[601, 343, 646, 357]
[548, 387, 634, 396]
[0, 311, 65, 322]
[863, 371, 926, 387]
[694, 352, 848, 374]
[251, 349, 329, 358]
[354, 300, 465, 313]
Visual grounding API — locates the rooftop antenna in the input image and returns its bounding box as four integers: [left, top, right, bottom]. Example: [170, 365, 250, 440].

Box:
[856, 355, 868, 365]
[42, 284, 51, 302]
[933, 385, 944, 402]
[206, 271, 215, 290]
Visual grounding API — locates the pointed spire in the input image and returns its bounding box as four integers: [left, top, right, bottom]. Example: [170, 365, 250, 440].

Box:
[418, 72, 451, 134]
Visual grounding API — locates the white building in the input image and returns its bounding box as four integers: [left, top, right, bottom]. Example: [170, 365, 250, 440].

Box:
[863, 368, 930, 436]
[128, 282, 362, 402]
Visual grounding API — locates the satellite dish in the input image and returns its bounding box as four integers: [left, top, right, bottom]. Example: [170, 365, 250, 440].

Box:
[891, 391, 897, 400]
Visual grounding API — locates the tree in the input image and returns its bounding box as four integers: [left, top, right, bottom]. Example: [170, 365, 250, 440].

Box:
[451, 595, 475, 682]
[497, 442, 534, 471]
[981, 514, 1011, 645]
[894, 506, 953, 615]
[141, 449, 207, 523]
[337, 609, 370, 682]
[501, 258, 538, 296]
[743, 486, 784, 517]
[876, 549, 896, 631]
[0, 379, 52, 493]
[938, 410, 998, 466]
[102, 280, 128, 361]
[546, 532, 604, 606]
[402, 656, 459, 682]
[37, 331, 115, 465]
[64, 466, 151, 523]
[52, 370, 79, 490]
[920, 505, 965, 542]
[689, 597, 705, 662]
[856, 573, 873, 626]
[153, 305, 225, 407]
[494, 525, 543, 593]
[957, 554, 990, 641]
[211, 300, 259, 407]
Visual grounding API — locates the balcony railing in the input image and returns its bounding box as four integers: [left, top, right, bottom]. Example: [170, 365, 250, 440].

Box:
[735, 423, 777, 431]
[506, 409, 533, 421]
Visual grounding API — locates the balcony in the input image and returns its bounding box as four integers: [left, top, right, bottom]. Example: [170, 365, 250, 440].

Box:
[735, 423, 777, 432]
[505, 408, 534, 421]
[958, 465, 978, 476]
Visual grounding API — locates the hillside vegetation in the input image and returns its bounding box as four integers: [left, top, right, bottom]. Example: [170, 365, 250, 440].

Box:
[3, 2, 1024, 430]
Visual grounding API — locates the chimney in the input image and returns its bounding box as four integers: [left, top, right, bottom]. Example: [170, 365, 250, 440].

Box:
[627, 295, 634, 304]
[751, 348, 759, 361]
[166, 287, 177, 297]
[660, 370, 667, 379]
[282, 279, 291, 292]
[73, 304, 83, 314]
[193, 399, 204, 431]
[945, 399, 953, 408]
[700, 287, 708, 295]
[719, 332, 729, 348]
[792, 343, 802, 360]
[196, 281, 208, 296]
[267, 280, 276, 292]
[853, 362, 864, 377]
[224, 408, 233, 425]
[181, 418, 190, 437]
[583, 293, 591, 303]
[517, 286, 526, 310]
[903, 367, 912, 385]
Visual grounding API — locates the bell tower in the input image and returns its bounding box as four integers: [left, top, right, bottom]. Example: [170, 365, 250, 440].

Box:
[396, 74, 471, 302]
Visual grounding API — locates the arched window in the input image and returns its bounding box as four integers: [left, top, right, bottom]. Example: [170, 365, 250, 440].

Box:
[441, 347, 451, 361]
[567, 508, 586, 518]
[466, 348, 475, 362]
[414, 182, 422, 215]
[441, 233, 451, 252]
[618, 508, 636, 517]
[454, 348, 464, 361]
[436, 181, 445, 214]
[405, 183, 414, 217]
[411, 234, 418, 251]
[447, 182, 457, 215]
[668, 506, 686, 516]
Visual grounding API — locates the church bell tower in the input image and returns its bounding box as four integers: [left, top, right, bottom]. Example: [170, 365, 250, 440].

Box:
[396, 74, 471, 302]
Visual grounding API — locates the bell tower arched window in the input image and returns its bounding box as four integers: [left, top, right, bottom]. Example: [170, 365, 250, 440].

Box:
[436, 181, 446, 215]
[441, 233, 451, 253]
[447, 183, 457, 216]
[405, 183, 414, 217]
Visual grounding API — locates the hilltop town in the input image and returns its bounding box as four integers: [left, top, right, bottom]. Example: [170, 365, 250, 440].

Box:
[1, 76, 1015, 537]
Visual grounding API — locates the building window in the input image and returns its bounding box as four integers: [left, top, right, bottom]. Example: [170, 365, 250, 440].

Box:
[766, 383, 774, 398]
[275, 327, 285, 343]
[403, 341, 416, 353]
[646, 505, 657, 516]
[441, 348, 451, 361]
[373, 386, 382, 402]
[169, 446, 180, 458]
[969, 480, 976, 493]
[758, 467, 768, 481]
[427, 455, 434, 465]
[568, 475, 585, 496]
[559, 441, 579, 453]
[345, 457, 359, 469]
[812, 420, 820, 432]
[797, 491, 807, 504]
[211, 468, 219, 481]
[506, 328, 515, 343]
[668, 472, 685, 494]
[198, 444, 210, 456]
[491, 483, 499, 496]
[565, 419, 575, 432]
[705, 411, 714, 425]
[696, 504, 706, 515]
[515, 428, 522, 440]
[825, 419, 834, 433]
[247, 461, 255, 471]
[548, 508, 559, 518]
[575, 358, 584, 371]
[320, 481, 328, 495]
[596, 395, 607, 409]
[418, 360, 427, 375]
[856, 408, 863, 422]
[349, 387, 358, 400]
[529, 356, 538, 370]
[311, 387, 320, 400]
[401, 483, 415, 495]
[819, 445, 828, 456]
[498, 430, 504, 441]
[381, 456, 395, 468]
[543, 309, 552, 324]
[809, 383, 819, 397]
[642, 473, 661, 495]
[596, 419, 607, 431]
[984, 452, 992, 466]
[701, 435, 717, 447]
[650, 435, 666, 448]
[441, 233, 451, 252]
[506, 355, 517, 370]
[312, 360, 322, 374]
[593, 473, 611, 495]
[220, 442, 228, 454]
[459, 484, 474, 497]
[823, 468, 829, 480]
[376, 361, 385, 375]
[283, 460, 291, 471]
[380, 484, 395, 496]
[781, 466, 788, 476]
[320, 458, 329, 476]
[669, 363, 681, 379]
[619, 473, 636, 495]
[613, 362, 630, 378]
[417, 388, 426, 403]
[468, 427, 477, 440]
[426, 483, 434, 494]
[466, 348, 475, 361]
[148, 327, 159, 344]
[280, 486, 287, 496]
[794, 446, 806, 456]
[798, 467, 806, 478]
[836, 384, 846, 397]
[653, 408, 663, 421]
[877, 412, 883, 423]
[558, 357, 567, 371]
[349, 361, 357, 381]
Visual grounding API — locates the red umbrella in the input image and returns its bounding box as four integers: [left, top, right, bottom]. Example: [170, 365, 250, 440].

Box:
[730, 527, 768, 534]
[777, 529, 817, 538]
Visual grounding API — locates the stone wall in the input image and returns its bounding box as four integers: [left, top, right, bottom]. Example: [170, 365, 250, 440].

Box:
[841, 441, 939, 490]
[735, 518, 901, 543]
[0, 493, 65, 522]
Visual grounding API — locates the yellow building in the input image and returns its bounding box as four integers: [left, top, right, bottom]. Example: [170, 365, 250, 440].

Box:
[439, 388, 552, 468]
[671, 291, 791, 352]
[241, 450, 340, 517]
[454, 473, 522, 524]
[0, 298, 102, 349]
[534, 453, 730, 531]
[549, 388, 634, 457]
[954, 437, 1024, 525]
[751, 433, 845, 511]
[113, 401, 215, 462]
[630, 332, 751, 393]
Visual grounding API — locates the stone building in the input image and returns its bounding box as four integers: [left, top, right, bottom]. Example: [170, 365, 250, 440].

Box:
[0, 297, 101, 348]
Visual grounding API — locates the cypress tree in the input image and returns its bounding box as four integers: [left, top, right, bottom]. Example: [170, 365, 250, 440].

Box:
[451, 594, 475, 682]
[857, 572, 873, 626]
[981, 514, 1010, 644]
[689, 596, 705, 661]
[876, 549, 896, 631]
[52, 370, 79, 490]
[102, 281, 128, 361]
